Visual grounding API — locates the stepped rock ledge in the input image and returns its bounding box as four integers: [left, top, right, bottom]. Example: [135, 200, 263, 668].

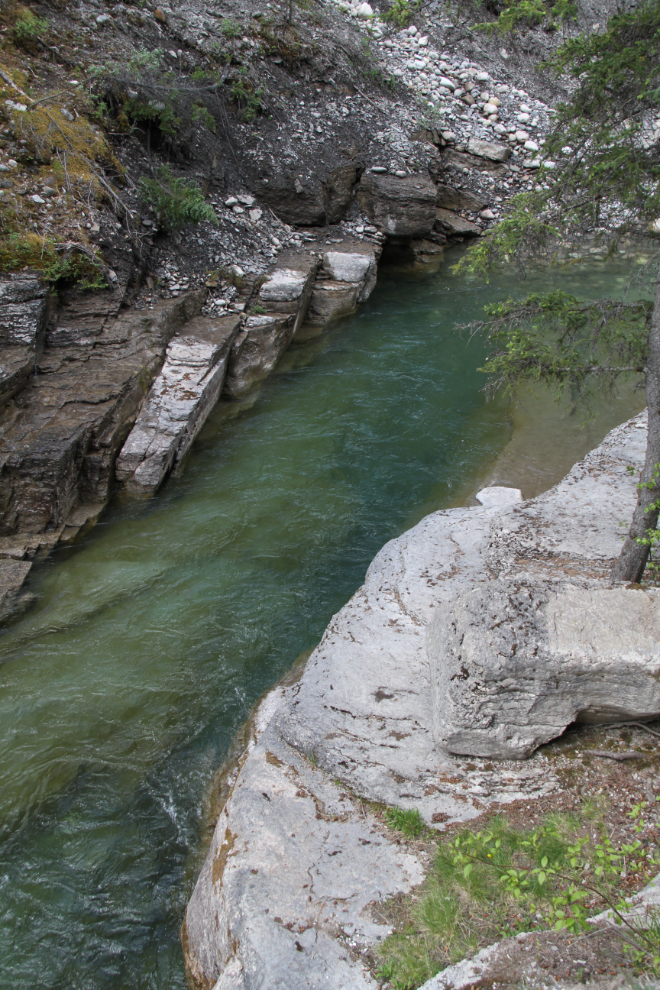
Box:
[183, 410, 656, 990]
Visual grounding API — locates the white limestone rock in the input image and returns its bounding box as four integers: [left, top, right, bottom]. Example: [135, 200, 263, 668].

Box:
[116, 315, 240, 493]
[429, 581, 660, 759]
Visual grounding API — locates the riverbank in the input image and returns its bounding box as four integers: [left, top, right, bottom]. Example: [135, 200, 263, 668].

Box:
[0, 0, 615, 625]
[183, 410, 660, 989]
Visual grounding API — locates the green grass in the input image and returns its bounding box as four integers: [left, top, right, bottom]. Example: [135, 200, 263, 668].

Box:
[385, 806, 425, 839]
[376, 800, 660, 989]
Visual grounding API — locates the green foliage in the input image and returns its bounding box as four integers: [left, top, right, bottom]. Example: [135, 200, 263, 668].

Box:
[220, 18, 242, 38]
[138, 166, 217, 230]
[634, 463, 660, 583]
[12, 8, 49, 45]
[476, 0, 576, 34]
[382, 0, 419, 28]
[385, 806, 426, 839]
[377, 804, 660, 987]
[0, 233, 106, 289]
[230, 70, 264, 122]
[465, 290, 651, 400]
[192, 103, 216, 132]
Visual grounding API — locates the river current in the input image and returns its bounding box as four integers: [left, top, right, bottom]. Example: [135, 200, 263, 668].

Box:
[0, 251, 647, 988]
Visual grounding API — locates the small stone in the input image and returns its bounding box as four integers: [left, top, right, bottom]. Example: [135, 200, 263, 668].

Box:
[438, 76, 456, 90]
[249, 208, 263, 221]
[233, 205, 245, 214]
[524, 140, 539, 152]
[371, 166, 387, 173]
[61, 109, 74, 122]
[517, 112, 530, 124]
[515, 130, 529, 142]
[238, 194, 256, 206]
[154, 7, 167, 22]
[394, 169, 407, 177]
[41, 186, 57, 196]
[30, 194, 45, 204]
[480, 208, 495, 220]
[224, 197, 238, 206]
[96, 13, 111, 24]
[475, 71, 489, 81]
[356, 1, 373, 16]
[483, 103, 498, 115]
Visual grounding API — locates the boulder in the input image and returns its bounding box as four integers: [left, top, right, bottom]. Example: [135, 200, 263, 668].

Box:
[357, 173, 437, 237]
[436, 183, 488, 212]
[115, 315, 241, 494]
[302, 281, 359, 328]
[184, 413, 648, 990]
[429, 581, 660, 760]
[256, 253, 317, 332]
[466, 138, 511, 162]
[257, 163, 357, 226]
[223, 315, 294, 397]
[434, 208, 481, 237]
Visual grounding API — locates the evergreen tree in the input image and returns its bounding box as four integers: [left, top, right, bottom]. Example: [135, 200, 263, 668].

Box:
[461, 0, 660, 581]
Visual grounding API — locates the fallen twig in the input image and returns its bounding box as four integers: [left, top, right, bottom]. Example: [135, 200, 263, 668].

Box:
[584, 750, 646, 761]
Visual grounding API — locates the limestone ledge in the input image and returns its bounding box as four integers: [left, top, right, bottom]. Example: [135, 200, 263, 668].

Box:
[183, 405, 649, 990]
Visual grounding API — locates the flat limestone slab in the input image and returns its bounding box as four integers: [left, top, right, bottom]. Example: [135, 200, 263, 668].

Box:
[116, 315, 240, 493]
[184, 413, 647, 990]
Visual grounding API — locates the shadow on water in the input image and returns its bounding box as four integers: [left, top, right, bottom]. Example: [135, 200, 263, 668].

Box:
[0, 248, 649, 989]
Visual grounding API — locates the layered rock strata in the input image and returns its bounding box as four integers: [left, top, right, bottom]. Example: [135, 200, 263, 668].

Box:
[224, 253, 317, 397]
[0, 275, 50, 407]
[115, 314, 241, 493]
[184, 404, 650, 990]
[298, 241, 380, 337]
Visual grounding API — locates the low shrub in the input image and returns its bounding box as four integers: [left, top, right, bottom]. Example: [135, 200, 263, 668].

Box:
[138, 166, 217, 230]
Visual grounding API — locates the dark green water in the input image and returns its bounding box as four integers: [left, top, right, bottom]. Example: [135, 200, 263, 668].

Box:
[0, 253, 647, 988]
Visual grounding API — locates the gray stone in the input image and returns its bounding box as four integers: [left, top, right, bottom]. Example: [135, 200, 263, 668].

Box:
[357, 173, 437, 237]
[322, 250, 375, 285]
[302, 280, 359, 327]
[466, 138, 511, 162]
[183, 686, 425, 990]
[434, 208, 481, 237]
[258, 163, 357, 226]
[223, 314, 294, 396]
[475, 486, 522, 508]
[436, 184, 488, 212]
[116, 315, 240, 494]
[429, 582, 660, 760]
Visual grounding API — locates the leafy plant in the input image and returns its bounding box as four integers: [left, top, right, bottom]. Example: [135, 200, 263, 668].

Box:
[0, 233, 107, 288]
[382, 0, 420, 28]
[377, 803, 660, 987]
[475, 0, 577, 33]
[385, 806, 426, 839]
[12, 8, 49, 47]
[230, 70, 264, 122]
[138, 166, 217, 230]
[220, 18, 242, 38]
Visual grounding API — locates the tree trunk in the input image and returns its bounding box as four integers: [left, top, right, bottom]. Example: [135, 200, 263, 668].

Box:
[611, 261, 660, 583]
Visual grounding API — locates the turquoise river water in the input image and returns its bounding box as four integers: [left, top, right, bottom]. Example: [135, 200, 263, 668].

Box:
[0, 252, 648, 988]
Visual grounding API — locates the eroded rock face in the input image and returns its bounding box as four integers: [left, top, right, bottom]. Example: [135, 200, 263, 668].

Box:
[257, 163, 357, 226]
[0, 275, 50, 406]
[429, 582, 660, 760]
[115, 315, 240, 494]
[357, 173, 437, 236]
[435, 183, 488, 213]
[0, 291, 204, 536]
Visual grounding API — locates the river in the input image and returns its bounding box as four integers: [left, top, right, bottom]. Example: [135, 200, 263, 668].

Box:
[0, 250, 648, 988]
